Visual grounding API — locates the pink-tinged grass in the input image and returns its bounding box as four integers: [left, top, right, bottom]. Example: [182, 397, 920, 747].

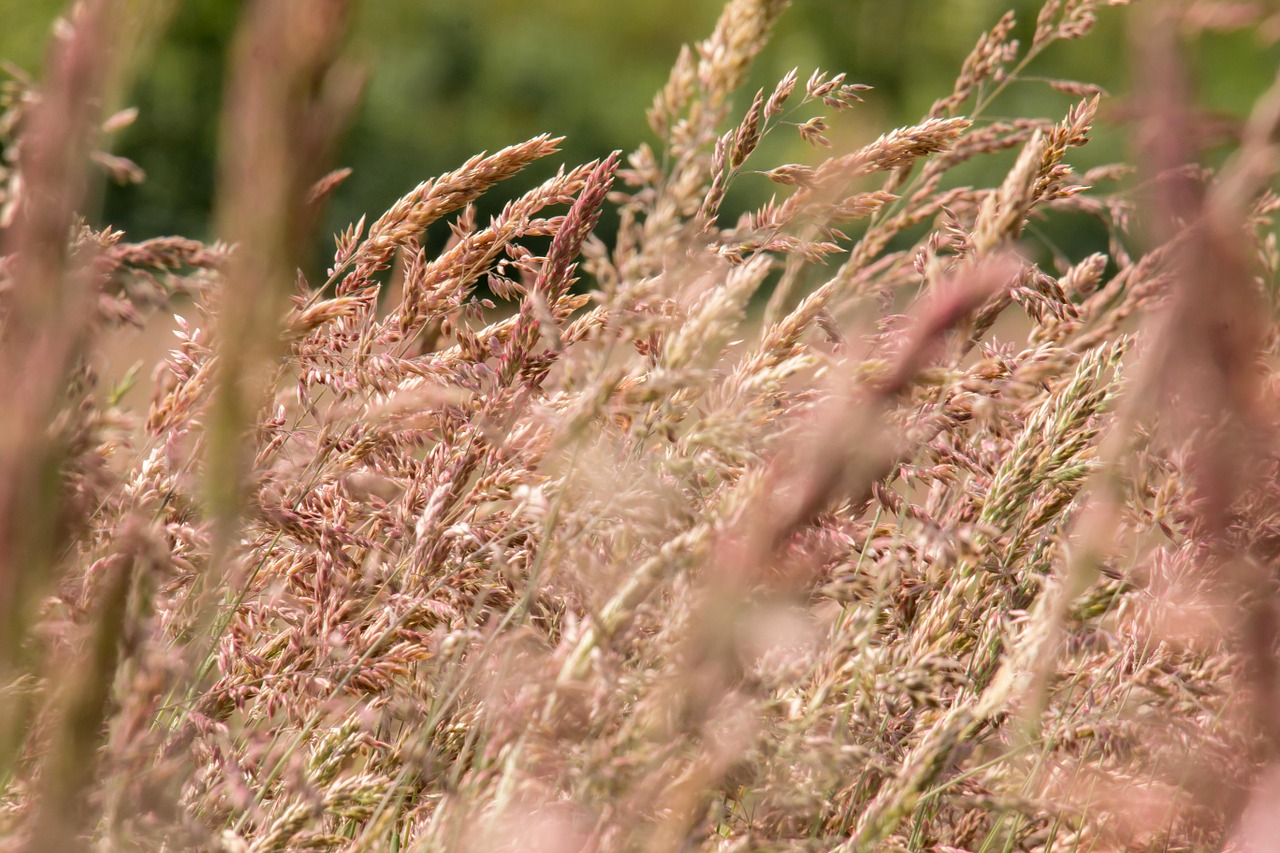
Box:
[4, 0, 1280, 850]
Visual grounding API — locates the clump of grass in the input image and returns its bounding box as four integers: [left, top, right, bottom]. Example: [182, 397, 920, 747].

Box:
[3, 0, 1280, 850]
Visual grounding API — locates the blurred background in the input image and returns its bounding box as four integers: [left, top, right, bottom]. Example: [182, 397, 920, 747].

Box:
[1, 0, 1277, 260]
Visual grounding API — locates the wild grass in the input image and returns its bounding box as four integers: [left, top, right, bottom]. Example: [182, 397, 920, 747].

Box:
[2, 0, 1280, 850]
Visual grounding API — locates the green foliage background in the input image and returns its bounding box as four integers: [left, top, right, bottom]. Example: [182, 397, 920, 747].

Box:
[2, 0, 1276, 255]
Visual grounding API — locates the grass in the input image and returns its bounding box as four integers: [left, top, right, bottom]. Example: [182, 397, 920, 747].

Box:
[2, 0, 1280, 849]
